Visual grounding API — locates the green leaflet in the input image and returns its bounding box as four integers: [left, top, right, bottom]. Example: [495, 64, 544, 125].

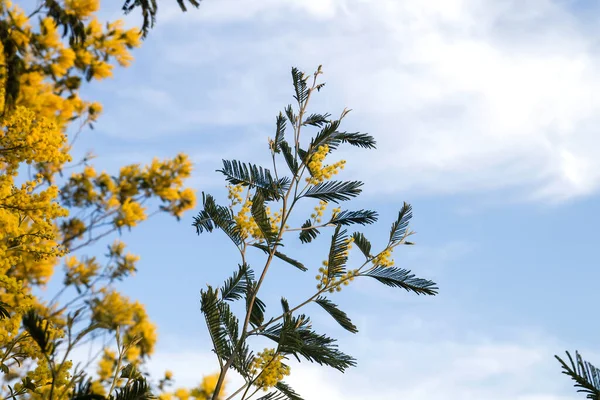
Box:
[362, 266, 438, 295]
[315, 296, 358, 333]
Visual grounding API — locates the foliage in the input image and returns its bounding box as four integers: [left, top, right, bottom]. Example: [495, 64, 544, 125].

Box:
[0, 0, 221, 399]
[556, 351, 600, 399]
[193, 65, 438, 399]
[1, 0, 203, 112]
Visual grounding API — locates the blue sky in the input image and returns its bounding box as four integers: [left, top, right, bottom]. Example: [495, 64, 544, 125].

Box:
[43, 0, 600, 398]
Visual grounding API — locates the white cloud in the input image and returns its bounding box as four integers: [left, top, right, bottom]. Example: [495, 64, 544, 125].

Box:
[62, 322, 596, 400]
[145, 326, 578, 400]
[61, 309, 591, 400]
[97, 0, 600, 202]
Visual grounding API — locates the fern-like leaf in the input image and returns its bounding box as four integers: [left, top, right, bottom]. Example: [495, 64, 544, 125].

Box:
[0, 302, 10, 320]
[303, 181, 363, 203]
[280, 141, 298, 175]
[112, 377, 155, 399]
[256, 393, 286, 400]
[351, 232, 372, 260]
[556, 351, 600, 399]
[247, 282, 266, 329]
[70, 376, 106, 400]
[299, 220, 320, 244]
[303, 113, 331, 127]
[389, 202, 413, 244]
[122, 0, 157, 39]
[261, 314, 356, 372]
[330, 209, 378, 226]
[310, 121, 376, 151]
[280, 297, 291, 314]
[220, 264, 251, 301]
[291, 67, 309, 105]
[315, 297, 358, 333]
[363, 267, 438, 295]
[310, 120, 341, 150]
[297, 148, 309, 165]
[252, 244, 307, 271]
[273, 113, 287, 153]
[200, 287, 231, 363]
[217, 301, 240, 352]
[285, 105, 297, 126]
[251, 191, 277, 244]
[326, 225, 349, 279]
[232, 343, 254, 380]
[218, 160, 284, 200]
[124, 0, 200, 40]
[275, 382, 304, 400]
[193, 193, 243, 246]
[22, 310, 54, 355]
[335, 131, 377, 149]
[175, 0, 202, 12]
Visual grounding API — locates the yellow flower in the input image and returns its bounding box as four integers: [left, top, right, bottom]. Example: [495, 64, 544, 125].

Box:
[372, 248, 394, 267]
[305, 144, 346, 185]
[64, 0, 100, 18]
[83, 165, 97, 178]
[64, 256, 100, 287]
[115, 199, 147, 227]
[92, 62, 113, 79]
[249, 348, 290, 391]
[174, 388, 190, 400]
[97, 349, 117, 381]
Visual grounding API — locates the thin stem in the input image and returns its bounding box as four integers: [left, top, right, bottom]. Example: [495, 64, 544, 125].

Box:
[107, 327, 124, 397]
[210, 68, 327, 399]
[26, 1, 45, 19]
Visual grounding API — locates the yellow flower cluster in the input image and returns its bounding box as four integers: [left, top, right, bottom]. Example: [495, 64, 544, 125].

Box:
[230, 186, 289, 241]
[0, 304, 72, 398]
[0, 105, 70, 286]
[64, 255, 100, 287]
[90, 290, 157, 359]
[305, 144, 346, 185]
[140, 155, 196, 218]
[372, 248, 394, 267]
[4, 1, 141, 130]
[64, 0, 100, 18]
[159, 373, 225, 400]
[227, 184, 244, 205]
[316, 266, 359, 293]
[196, 373, 222, 398]
[316, 238, 358, 292]
[115, 199, 147, 228]
[107, 240, 140, 281]
[89, 380, 106, 396]
[267, 207, 284, 232]
[97, 348, 117, 382]
[58, 154, 195, 236]
[310, 200, 327, 223]
[0, 1, 195, 395]
[109, 240, 127, 256]
[0, 275, 35, 352]
[16, 358, 74, 398]
[60, 217, 87, 246]
[250, 348, 290, 391]
[174, 388, 191, 400]
[233, 198, 262, 240]
[0, 106, 71, 173]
